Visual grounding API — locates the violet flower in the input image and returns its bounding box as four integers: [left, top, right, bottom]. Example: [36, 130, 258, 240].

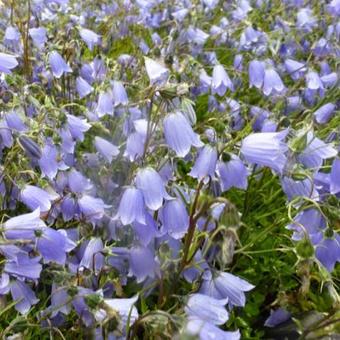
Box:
[211, 64, 234, 96]
[116, 187, 146, 225]
[135, 167, 171, 210]
[49, 51, 72, 78]
[144, 57, 169, 85]
[161, 198, 189, 239]
[29, 27, 47, 49]
[189, 145, 218, 180]
[79, 28, 101, 50]
[200, 270, 254, 307]
[240, 130, 289, 174]
[0, 52, 18, 73]
[163, 112, 203, 157]
[94, 136, 119, 163]
[76, 76, 93, 98]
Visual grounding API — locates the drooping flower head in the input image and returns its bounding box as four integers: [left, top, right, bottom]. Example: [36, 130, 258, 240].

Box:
[211, 64, 234, 96]
[79, 28, 101, 50]
[135, 167, 171, 210]
[241, 130, 289, 174]
[49, 51, 72, 78]
[163, 112, 203, 157]
[0, 52, 18, 73]
[144, 57, 169, 85]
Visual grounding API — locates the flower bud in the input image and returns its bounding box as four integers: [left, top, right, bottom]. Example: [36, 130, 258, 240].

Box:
[18, 135, 42, 159]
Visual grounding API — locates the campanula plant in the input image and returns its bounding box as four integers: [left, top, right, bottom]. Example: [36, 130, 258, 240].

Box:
[0, 0, 339, 339]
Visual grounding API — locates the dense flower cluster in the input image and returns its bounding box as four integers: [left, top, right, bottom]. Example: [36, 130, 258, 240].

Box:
[0, 0, 339, 338]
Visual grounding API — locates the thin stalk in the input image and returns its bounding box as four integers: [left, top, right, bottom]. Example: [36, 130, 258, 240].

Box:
[23, 0, 31, 80]
[178, 179, 204, 274]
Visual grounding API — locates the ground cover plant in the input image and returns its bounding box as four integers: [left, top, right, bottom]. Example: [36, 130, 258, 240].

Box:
[0, 0, 339, 338]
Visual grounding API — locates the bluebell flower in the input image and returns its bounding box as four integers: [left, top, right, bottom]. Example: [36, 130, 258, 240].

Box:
[232, 0, 252, 21]
[133, 212, 158, 246]
[79, 238, 104, 273]
[112, 80, 128, 107]
[281, 177, 319, 202]
[38, 141, 60, 179]
[330, 158, 340, 194]
[248, 60, 265, 89]
[60, 127, 75, 154]
[250, 106, 271, 131]
[29, 27, 47, 49]
[185, 319, 240, 340]
[185, 293, 229, 325]
[71, 288, 103, 327]
[144, 57, 169, 85]
[216, 155, 248, 191]
[265, 308, 291, 327]
[286, 208, 325, 241]
[76, 76, 93, 98]
[298, 132, 337, 169]
[79, 28, 100, 50]
[200, 270, 254, 307]
[129, 246, 157, 282]
[96, 90, 114, 117]
[135, 167, 171, 210]
[321, 72, 338, 88]
[240, 130, 289, 174]
[284, 59, 306, 80]
[60, 195, 77, 221]
[117, 54, 135, 68]
[49, 51, 72, 78]
[49, 283, 71, 317]
[199, 69, 212, 94]
[190, 145, 217, 180]
[285, 96, 303, 114]
[327, 0, 340, 16]
[187, 26, 209, 46]
[163, 112, 203, 157]
[10, 281, 39, 314]
[4, 253, 42, 280]
[263, 67, 286, 96]
[37, 228, 75, 264]
[313, 38, 332, 57]
[161, 198, 189, 239]
[4, 26, 22, 53]
[5, 112, 27, 132]
[233, 54, 243, 71]
[18, 135, 42, 159]
[202, 0, 219, 10]
[21, 185, 57, 212]
[4, 26, 20, 43]
[211, 64, 234, 96]
[240, 26, 267, 54]
[94, 136, 119, 163]
[0, 52, 18, 73]
[116, 187, 146, 225]
[172, 8, 189, 22]
[314, 103, 336, 124]
[315, 236, 340, 272]
[67, 169, 92, 193]
[296, 8, 317, 32]
[4, 209, 45, 239]
[4, 209, 75, 264]
[151, 32, 162, 46]
[66, 114, 91, 141]
[124, 131, 146, 161]
[306, 71, 324, 92]
[78, 195, 105, 223]
[103, 295, 139, 332]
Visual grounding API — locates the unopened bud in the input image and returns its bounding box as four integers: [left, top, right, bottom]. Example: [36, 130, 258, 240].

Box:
[18, 135, 42, 159]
